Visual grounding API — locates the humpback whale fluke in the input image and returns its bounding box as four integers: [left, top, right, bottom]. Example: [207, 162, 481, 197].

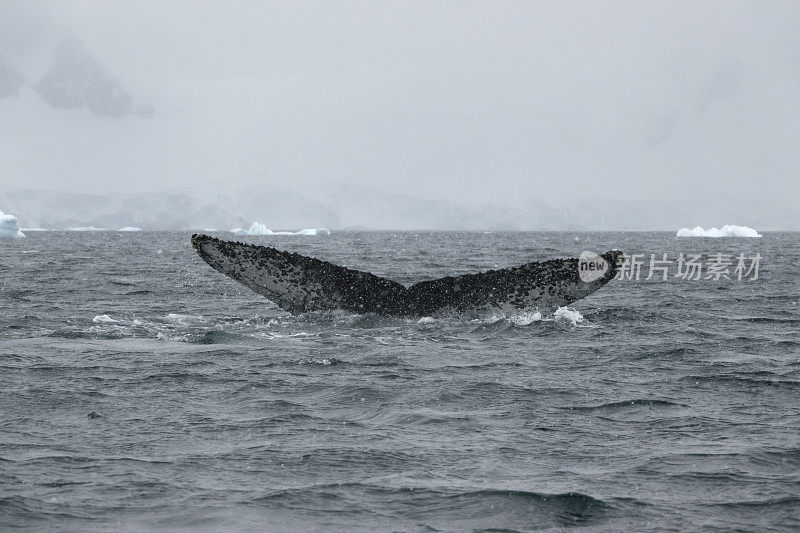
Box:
[191, 233, 623, 317]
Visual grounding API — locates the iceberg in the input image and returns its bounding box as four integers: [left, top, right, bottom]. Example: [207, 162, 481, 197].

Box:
[0, 210, 26, 238]
[676, 225, 762, 238]
[118, 226, 142, 232]
[247, 221, 273, 235]
[297, 228, 331, 236]
[230, 222, 330, 236]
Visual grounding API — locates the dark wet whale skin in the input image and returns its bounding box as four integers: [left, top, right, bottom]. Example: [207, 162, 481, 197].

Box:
[191, 234, 623, 316]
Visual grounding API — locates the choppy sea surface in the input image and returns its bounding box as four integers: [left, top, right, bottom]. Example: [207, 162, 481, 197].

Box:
[1, 231, 799, 532]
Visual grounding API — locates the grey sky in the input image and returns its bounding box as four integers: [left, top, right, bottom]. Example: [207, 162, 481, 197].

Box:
[1, 0, 798, 212]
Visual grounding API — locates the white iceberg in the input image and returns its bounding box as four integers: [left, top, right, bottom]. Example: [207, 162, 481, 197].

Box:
[118, 226, 142, 232]
[676, 225, 762, 238]
[0, 210, 26, 238]
[230, 222, 330, 236]
[247, 221, 273, 235]
[67, 226, 107, 231]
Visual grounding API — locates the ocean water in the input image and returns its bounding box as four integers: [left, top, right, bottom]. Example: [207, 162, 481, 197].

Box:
[1, 231, 798, 532]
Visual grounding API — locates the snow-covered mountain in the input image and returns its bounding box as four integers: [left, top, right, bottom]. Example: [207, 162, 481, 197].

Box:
[2, 186, 797, 232]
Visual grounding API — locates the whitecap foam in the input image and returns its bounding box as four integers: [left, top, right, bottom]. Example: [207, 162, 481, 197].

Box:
[471, 307, 590, 327]
[554, 306, 585, 327]
[474, 314, 505, 325]
[676, 225, 762, 238]
[117, 226, 142, 232]
[262, 332, 313, 339]
[300, 357, 334, 365]
[163, 313, 205, 326]
[92, 314, 118, 323]
[509, 311, 543, 325]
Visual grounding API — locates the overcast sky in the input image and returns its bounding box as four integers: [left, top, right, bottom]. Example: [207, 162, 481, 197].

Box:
[1, 0, 798, 209]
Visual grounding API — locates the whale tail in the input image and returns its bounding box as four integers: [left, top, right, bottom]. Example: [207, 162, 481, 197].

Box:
[191, 233, 622, 317]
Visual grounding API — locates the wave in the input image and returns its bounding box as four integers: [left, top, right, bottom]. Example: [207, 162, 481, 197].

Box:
[681, 375, 800, 390]
[472, 307, 588, 329]
[47, 328, 125, 340]
[297, 357, 343, 366]
[0, 495, 81, 523]
[251, 483, 610, 527]
[726, 315, 800, 324]
[565, 399, 687, 411]
[632, 346, 699, 359]
[180, 330, 252, 345]
[162, 313, 206, 326]
[38, 304, 604, 347]
[711, 496, 800, 509]
[2, 289, 34, 301]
